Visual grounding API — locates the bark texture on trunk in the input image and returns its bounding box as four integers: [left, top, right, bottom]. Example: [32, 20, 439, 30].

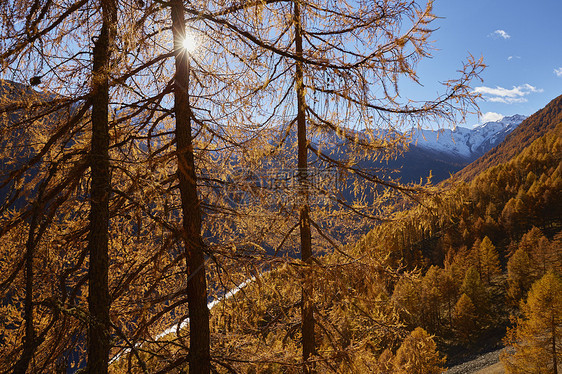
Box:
[12, 211, 39, 374]
[170, 1, 211, 373]
[87, 1, 116, 372]
[294, 2, 315, 372]
[552, 315, 558, 374]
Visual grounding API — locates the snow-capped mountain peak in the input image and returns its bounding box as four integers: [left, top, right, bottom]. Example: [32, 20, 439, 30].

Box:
[410, 114, 527, 161]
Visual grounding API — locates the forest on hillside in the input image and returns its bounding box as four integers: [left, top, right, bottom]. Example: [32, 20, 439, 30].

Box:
[179, 118, 561, 373]
[1, 0, 560, 373]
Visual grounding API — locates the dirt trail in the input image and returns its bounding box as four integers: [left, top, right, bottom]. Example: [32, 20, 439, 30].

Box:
[445, 348, 504, 374]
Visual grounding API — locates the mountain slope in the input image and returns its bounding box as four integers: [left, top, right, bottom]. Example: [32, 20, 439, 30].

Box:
[165, 101, 562, 374]
[456, 94, 562, 181]
[312, 115, 525, 185]
[349, 100, 562, 367]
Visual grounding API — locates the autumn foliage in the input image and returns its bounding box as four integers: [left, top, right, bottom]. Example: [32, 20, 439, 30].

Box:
[0, 0, 560, 372]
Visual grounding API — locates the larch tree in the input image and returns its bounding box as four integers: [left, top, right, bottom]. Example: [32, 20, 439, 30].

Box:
[197, 1, 484, 369]
[87, 0, 118, 372]
[393, 327, 445, 374]
[0, 0, 174, 371]
[376, 348, 396, 374]
[170, 0, 210, 371]
[392, 274, 423, 328]
[507, 246, 534, 303]
[421, 266, 444, 333]
[453, 293, 477, 344]
[507, 227, 559, 303]
[501, 271, 562, 374]
[0, 1, 107, 371]
[439, 266, 459, 327]
[478, 236, 501, 285]
[460, 266, 489, 320]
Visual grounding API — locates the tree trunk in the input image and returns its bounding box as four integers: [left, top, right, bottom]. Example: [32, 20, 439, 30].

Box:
[87, 1, 116, 372]
[294, 2, 315, 372]
[170, 1, 211, 373]
[12, 211, 39, 374]
[553, 314, 558, 374]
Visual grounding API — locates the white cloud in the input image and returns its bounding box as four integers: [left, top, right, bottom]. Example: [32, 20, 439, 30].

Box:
[554, 67, 562, 77]
[480, 112, 504, 123]
[473, 84, 543, 104]
[507, 56, 520, 61]
[489, 29, 511, 39]
[487, 97, 528, 104]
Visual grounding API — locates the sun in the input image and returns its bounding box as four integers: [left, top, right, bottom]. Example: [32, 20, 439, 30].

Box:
[182, 34, 197, 53]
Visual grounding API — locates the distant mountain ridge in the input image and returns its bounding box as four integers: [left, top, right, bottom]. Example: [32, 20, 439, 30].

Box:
[300, 115, 527, 185]
[456, 94, 562, 181]
[365, 115, 526, 184]
[409, 114, 526, 162]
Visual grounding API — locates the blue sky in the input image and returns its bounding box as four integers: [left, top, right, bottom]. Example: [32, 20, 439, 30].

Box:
[407, 0, 562, 127]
